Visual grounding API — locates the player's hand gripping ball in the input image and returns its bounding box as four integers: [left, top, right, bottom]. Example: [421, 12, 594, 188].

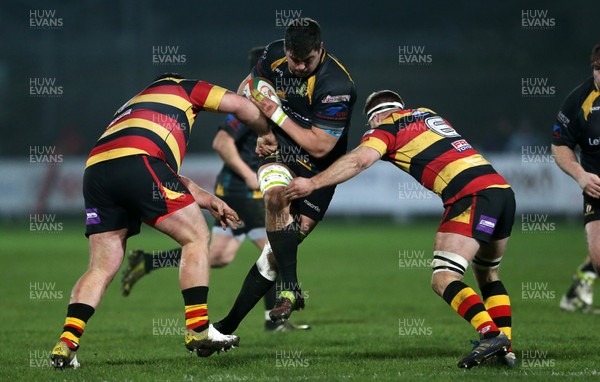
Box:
[242, 77, 281, 106]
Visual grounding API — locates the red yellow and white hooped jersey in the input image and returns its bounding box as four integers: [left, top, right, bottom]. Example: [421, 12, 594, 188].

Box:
[86, 77, 227, 173]
[359, 108, 510, 206]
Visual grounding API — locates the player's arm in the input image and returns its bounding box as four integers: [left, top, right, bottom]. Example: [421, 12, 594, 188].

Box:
[286, 146, 381, 200]
[180, 175, 241, 229]
[250, 92, 338, 158]
[217, 92, 270, 136]
[551, 88, 600, 198]
[212, 130, 259, 190]
[552, 144, 600, 198]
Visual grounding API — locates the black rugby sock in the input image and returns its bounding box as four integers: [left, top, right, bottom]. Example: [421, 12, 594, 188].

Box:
[218, 264, 275, 334]
[267, 224, 300, 293]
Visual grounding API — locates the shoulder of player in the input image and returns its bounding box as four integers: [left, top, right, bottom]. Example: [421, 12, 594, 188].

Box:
[319, 52, 353, 83]
[263, 40, 286, 64]
[380, 108, 437, 125]
[565, 76, 596, 106]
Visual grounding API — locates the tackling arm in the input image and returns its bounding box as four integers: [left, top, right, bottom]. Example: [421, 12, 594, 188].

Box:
[218, 92, 270, 136]
[285, 146, 382, 200]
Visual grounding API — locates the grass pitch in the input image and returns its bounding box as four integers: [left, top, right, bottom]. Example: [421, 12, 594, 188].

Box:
[2, 217, 599, 381]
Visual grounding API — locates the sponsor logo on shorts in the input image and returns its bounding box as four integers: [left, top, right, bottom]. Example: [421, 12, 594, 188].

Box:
[303, 199, 321, 212]
[476, 215, 497, 235]
[86, 208, 101, 225]
[585, 203, 594, 217]
[451, 139, 472, 152]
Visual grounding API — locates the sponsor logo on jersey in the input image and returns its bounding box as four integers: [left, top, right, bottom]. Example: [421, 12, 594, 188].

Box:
[588, 137, 600, 146]
[591, 106, 600, 112]
[321, 94, 351, 103]
[451, 139, 472, 152]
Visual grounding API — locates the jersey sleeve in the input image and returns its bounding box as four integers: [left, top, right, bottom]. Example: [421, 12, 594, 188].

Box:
[180, 80, 228, 112]
[552, 88, 582, 149]
[359, 124, 396, 156]
[312, 80, 356, 137]
[217, 114, 249, 142]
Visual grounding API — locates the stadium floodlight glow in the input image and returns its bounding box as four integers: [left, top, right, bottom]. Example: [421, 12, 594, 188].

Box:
[366, 102, 404, 122]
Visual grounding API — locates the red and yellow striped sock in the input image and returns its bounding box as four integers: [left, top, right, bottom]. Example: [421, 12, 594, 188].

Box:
[59, 303, 95, 350]
[481, 280, 512, 350]
[443, 280, 500, 338]
[182, 286, 209, 333]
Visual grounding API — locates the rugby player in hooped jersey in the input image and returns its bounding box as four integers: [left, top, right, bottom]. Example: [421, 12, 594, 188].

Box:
[553, 42, 600, 313]
[213, 17, 356, 336]
[286, 90, 516, 369]
[50, 74, 270, 368]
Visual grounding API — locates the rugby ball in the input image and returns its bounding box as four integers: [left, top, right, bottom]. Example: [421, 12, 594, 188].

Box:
[242, 77, 281, 105]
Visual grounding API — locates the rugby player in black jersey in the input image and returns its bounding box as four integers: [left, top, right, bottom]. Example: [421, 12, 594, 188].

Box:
[553, 42, 600, 313]
[213, 18, 356, 336]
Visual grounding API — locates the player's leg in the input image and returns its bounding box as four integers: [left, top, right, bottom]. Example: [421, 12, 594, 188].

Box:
[52, 158, 139, 368]
[432, 189, 513, 369]
[561, 197, 600, 311]
[214, 217, 315, 334]
[51, 229, 128, 369]
[472, 237, 515, 367]
[259, 163, 304, 314]
[210, 228, 244, 268]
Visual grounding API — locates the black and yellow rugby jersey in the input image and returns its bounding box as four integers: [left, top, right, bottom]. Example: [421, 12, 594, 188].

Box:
[360, 109, 510, 206]
[252, 40, 356, 170]
[86, 77, 227, 172]
[214, 114, 262, 199]
[552, 76, 600, 174]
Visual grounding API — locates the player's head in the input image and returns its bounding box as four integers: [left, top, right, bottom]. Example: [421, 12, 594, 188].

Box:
[284, 18, 323, 78]
[364, 90, 405, 127]
[248, 46, 265, 70]
[591, 42, 600, 85]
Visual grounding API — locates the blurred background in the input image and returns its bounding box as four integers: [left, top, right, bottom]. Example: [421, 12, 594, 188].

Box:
[0, 0, 597, 218]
